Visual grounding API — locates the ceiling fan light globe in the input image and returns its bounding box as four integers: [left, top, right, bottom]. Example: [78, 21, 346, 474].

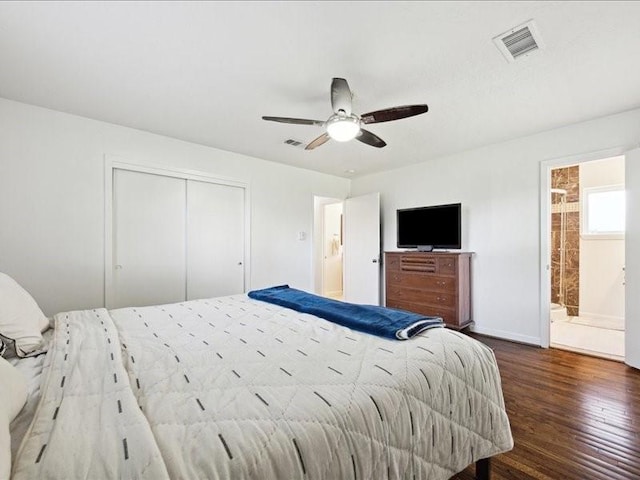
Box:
[326, 116, 361, 142]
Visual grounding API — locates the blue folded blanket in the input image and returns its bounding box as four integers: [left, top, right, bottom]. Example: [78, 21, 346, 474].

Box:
[248, 285, 443, 340]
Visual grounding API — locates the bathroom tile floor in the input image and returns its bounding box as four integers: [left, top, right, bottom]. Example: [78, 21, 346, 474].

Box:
[550, 318, 624, 361]
[325, 291, 343, 300]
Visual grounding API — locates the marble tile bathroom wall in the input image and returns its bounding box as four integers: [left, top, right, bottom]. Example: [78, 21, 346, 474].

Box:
[551, 165, 580, 316]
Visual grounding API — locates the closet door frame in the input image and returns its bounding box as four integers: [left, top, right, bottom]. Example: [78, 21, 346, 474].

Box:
[104, 156, 250, 308]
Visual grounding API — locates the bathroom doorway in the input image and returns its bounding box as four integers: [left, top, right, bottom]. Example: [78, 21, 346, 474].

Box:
[548, 156, 625, 360]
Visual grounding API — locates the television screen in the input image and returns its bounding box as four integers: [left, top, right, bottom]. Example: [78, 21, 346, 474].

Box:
[397, 203, 461, 249]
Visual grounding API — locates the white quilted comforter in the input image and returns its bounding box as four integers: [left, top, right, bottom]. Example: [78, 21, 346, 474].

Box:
[12, 294, 513, 479]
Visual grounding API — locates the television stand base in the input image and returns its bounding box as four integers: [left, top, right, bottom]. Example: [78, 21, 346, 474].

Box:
[417, 245, 434, 252]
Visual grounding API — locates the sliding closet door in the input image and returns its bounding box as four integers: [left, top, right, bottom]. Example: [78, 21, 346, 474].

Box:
[186, 180, 245, 300]
[112, 169, 186, 308]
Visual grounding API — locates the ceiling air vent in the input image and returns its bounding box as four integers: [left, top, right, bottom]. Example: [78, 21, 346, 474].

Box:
[284, 138, 305, 148]
[493, 20, 543, 63]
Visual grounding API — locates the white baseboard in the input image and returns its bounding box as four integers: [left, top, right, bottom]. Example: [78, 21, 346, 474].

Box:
[470, 324, 541, 346]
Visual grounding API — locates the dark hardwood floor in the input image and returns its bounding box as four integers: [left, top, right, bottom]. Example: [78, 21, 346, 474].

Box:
[454, 334, 640, 480]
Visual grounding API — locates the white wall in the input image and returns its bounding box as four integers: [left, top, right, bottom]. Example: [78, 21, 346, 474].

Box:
[351, 107, 640, 349]
[579, 157, 625, 321]
[0, 98, 349, 316]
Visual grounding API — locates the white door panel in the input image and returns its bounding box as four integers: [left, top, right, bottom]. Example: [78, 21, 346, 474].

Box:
[343, 192, 380, 305]
[625, 148, 639, 369]
[113, 169, 186, 308]
[187, 180, 245, 299]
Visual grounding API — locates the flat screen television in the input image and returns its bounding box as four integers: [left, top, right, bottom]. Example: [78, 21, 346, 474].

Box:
[396, 203, 461, 251]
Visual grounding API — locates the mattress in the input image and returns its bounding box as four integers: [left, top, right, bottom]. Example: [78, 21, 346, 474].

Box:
[11, 294, 513, 479]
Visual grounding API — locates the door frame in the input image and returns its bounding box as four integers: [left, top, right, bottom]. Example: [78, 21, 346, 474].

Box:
[539, 146, 626, 348]
[104, 155, 251, 308]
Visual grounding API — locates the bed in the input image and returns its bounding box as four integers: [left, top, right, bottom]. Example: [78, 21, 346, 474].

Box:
[4, 285, 513, 479]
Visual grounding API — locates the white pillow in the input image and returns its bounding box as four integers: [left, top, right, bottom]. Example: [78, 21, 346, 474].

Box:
[0, 273, 49, 358]
[0, 356, 28, 480]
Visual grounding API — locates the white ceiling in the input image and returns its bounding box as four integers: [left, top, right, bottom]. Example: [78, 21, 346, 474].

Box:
[1, 1, 640, 178]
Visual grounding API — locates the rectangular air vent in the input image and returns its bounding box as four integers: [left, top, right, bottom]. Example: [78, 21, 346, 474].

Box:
[493, 20, 543, 63]
[284, 139, 304, 148]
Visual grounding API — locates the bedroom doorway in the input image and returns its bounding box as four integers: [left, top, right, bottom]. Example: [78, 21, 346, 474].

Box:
[314, 196, 344, 300]
[542, 154, 625, 361]
[313, 192, 381, 305]
[323, 201, 344, 300]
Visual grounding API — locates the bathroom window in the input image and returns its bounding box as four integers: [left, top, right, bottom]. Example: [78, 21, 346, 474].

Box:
[582, 184, 625, 237]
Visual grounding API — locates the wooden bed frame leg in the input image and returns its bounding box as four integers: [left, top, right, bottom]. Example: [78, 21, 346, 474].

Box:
[475, 457, 491, 480]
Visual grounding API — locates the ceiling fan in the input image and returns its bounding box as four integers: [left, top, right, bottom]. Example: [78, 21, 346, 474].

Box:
[262, 78, 428, 150]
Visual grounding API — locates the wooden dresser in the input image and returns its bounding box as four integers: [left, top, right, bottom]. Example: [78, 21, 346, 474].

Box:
[385, 251, 472, 330]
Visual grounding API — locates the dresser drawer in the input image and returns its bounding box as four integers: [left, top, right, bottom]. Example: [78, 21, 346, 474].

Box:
[437, 256, 457, 275]
[386, 286, 456, 307]
[399, 254, 438, 273]
[387, 254, 458, 275]
[386, 254, 401, 271]
[385, 299, 456, 326]
[386, 272, 456, 292]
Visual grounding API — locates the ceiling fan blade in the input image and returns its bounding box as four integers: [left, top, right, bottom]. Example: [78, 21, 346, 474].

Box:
[305, 132, 331, 150]
[262, 116, 325, 127]
[360, 104, 429, 124]
[356, 129, 387, 148]
[331, 78, 352, 115]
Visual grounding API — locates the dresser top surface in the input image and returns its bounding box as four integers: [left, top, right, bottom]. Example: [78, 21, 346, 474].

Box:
[385, 251, 473, 255]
